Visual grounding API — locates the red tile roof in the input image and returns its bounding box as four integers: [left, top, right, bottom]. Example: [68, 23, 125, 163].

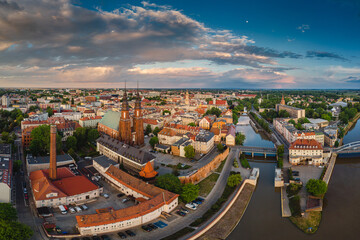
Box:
[289, 139, 323, 150]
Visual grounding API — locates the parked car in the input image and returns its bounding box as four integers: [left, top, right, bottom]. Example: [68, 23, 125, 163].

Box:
[102, 193, 109, 198]
[180, 207, 189, 213]
[81, 204, 88, 211]
[294, 178, 301, 181]
[148, 223, 158, 230]
[293, 172, 299, 176]
[24, 193, 28, 200]
[100, 235, 111, 240]
[75, 206, 82, 213]
[185, 203, 197, 210]
[196, 197, 205, 202]
[125, 230, 136, 237]
[141, 225, 152, 232]
[176, 210, 186, 216]
[23, 188, 27, 194]
[117, 193, 125, 198]
[117, 232, 127, 239]
[69, 207, 76, 214]
[122, 198, 130, 203]
[191, 201, 199, 207]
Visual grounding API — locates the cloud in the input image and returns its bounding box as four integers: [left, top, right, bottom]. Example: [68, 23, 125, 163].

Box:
[0, 0, 303, 87]
[297, 24, 310, 33]
[343, 76, 360, 83]
[306, 51, 348, 61]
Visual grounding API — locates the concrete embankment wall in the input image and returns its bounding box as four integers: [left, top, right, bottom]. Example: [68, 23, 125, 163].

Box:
[323, 153, 337, 185]
[187, 178, 257, 240]
[179, 148, 230, 184]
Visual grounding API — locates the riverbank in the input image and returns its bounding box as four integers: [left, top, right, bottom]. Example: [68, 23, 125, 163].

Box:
[289, 212, 322, 234]
[341, 112, 360, 145]
[198, 183, 255, 240]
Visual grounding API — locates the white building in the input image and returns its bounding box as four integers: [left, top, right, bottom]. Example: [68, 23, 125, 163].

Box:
[79, 116, 102, 128]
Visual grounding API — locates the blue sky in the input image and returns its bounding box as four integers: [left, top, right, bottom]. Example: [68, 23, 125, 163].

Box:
[0, 0, 359, 88]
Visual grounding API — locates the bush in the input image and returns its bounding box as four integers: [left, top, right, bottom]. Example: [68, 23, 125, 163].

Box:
[289, 195, 301, 217]
[227, 173, 242, 187]
[306, 179, 327, 197]
[217, 143, 224, 153]
[239, 154, 251, 168]
[286, 183, 302, 197]
[233, 159, 239, 168]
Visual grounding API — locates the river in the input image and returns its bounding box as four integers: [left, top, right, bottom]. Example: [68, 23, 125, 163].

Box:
[229, 116, 360, 240]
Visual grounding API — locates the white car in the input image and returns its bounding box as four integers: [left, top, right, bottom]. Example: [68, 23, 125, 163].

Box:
[81, 204, 88, 210]
[185, 203, 197, 210]
[75, 206, 82, 212]
[69, 207, 76, 214]
[102, 193, 109, 198]
[191, 202, 199, 207]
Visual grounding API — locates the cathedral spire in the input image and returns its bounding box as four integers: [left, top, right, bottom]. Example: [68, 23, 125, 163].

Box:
[122, 80, 129, 111]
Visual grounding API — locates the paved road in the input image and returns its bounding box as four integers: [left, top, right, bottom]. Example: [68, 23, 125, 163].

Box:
[128, 148, 238, 240]
[14, 140, 47, 240]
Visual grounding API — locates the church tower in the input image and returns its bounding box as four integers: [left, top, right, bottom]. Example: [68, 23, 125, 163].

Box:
[280, 95, 285, 105]
[185, 90, 190, 105]
[133, 82, 144, 146]
[119, 82, 132, 145]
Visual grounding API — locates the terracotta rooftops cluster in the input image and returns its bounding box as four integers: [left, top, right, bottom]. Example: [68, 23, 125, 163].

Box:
[76, 165, 178, 227]
[289, 139, 323, 150]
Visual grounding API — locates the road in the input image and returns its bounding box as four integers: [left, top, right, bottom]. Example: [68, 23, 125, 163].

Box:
[130, 148, 238, 240]
[14, 140, 47, 240]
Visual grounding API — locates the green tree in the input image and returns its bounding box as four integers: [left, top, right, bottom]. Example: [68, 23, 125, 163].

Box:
[155, 174, 182, 193]
[153, 127, 161, 137]
[29, 125, 62, 156]
[71, 98, 74, 105]
[149, 136, 159, 148]
[217, 143, 224, 153]
[227, 173, 242, 187]
[184, 145, 195, 159]
[145, 124, 152, 136]
[87, 129, 99, 143]
[46, 107, 54, 117]
[232, 112, 239, 124]
[235, 132, 246, 145]
[75, 127, 87, 148]
[306, 179, 327, 197]
[334, 140, 339, 147]
[205, 107, 222, 117]
[0, 203, 33, 240]
[187, 122, 196, 127]
[181, 183, 199, 203]
[321, 114, 332, 121]
[66, 136, 77, 150]
[0, 203, 17, 221]
[1, 132, 9, 142]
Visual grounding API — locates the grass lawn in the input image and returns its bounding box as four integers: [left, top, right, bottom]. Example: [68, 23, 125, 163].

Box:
[289, 211, 322, 234]
[197, 173, 219, 197]
[215, 158, 227, 173]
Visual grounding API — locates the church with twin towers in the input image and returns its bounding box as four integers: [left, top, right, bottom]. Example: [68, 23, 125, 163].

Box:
[98, 81, 144, 146]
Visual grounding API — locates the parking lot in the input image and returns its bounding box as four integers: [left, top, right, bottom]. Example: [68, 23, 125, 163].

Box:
[52, 178, 136, 234]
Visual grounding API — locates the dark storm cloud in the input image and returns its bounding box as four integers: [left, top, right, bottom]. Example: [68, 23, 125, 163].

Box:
[344, 76, 360, 83]
[306, 50, 348, 61]
[0, 0, 22, 11]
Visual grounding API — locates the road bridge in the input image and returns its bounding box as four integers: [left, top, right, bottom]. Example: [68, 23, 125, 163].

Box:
[325, 141, 360, 154]
[236, 146, 277, 158]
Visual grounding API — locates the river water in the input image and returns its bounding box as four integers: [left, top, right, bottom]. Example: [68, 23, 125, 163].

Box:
[229, 116, 360, 240]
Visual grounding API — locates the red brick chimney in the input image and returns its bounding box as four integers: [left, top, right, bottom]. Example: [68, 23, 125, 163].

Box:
[49, 125, 57, 180]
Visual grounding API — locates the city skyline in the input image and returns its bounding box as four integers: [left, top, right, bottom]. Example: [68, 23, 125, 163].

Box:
[0, 0, 360, 89]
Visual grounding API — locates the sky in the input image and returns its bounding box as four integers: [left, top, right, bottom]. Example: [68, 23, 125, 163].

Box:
[0, 0, 360, 89]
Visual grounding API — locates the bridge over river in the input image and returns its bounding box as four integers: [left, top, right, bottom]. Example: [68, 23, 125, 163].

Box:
[237, 141, 360, 158]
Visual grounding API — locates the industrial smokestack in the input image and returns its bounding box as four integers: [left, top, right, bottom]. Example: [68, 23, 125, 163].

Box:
[49, 125, 57, 180]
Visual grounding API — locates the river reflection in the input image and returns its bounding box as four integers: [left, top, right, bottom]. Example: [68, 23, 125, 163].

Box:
[228, 117, 360, 240]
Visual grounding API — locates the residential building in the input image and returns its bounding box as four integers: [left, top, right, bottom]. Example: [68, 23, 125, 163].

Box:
[289, 139, 324, 165]
[0, 144, 12, 203]
[79, 116, 102, 128]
